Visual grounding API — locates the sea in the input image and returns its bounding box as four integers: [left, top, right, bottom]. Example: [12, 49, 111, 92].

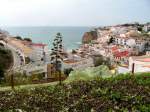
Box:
[3, 27, 91, 51]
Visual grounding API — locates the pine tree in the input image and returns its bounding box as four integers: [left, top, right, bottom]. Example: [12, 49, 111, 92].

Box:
[50, 33, 63, 85]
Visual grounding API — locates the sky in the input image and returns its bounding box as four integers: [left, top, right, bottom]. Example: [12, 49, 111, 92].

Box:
[0, 0, 149, 26]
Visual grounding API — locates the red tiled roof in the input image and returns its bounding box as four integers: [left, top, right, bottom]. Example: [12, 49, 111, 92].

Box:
[114, 51, 129, 57]
[111, 46, 118, 51]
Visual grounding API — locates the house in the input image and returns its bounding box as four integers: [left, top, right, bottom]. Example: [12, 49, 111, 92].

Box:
[143, 23, 150, 32]
[129, 56, 150, 73]
[29, 43, 49, 62]
[114, 35, 148, 53]
[114, 50, 129, 62]
[135, 40, 147, 52]
[146, 51, 150, 56]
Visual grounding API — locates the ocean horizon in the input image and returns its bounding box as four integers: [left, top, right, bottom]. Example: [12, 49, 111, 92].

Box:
[2, 26, 92, 51]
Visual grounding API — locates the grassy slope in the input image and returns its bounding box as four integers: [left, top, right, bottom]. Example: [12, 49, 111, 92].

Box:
[0, 73, 149, 112]
[0, 81, 58, 91]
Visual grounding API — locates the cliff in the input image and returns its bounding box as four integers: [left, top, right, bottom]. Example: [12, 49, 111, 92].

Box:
[82, 30, 97, 44]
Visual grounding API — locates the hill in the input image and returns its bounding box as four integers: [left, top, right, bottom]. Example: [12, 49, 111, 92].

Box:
[0, 73, 149, 111]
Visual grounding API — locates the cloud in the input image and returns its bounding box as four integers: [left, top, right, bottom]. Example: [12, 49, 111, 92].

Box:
[0, 0, 149, 26]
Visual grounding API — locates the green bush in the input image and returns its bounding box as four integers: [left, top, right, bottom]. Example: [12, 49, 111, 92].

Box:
[0, 73, 150, 111]
[5, 73, 32, 86]
[65, 65, 112, 83]
[0, 64, 4, 83]
[29, 73, 43, 81]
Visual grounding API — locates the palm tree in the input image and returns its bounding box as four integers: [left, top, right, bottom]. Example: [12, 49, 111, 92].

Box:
[50, 33, 63, 85]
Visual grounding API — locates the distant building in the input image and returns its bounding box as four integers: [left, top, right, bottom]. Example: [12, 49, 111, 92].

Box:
[143, 23, 150, 32]
[146, 51, 150, 56]
[129, 56, 150, 73]
[135, 40, 147, 52]
[114, 36, 147, 53]
[29, 43, 49, 62]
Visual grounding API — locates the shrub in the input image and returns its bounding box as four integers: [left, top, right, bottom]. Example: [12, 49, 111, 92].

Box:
[0, 73, 150, 111]
[0, 65, 4, 83]
[5, 73, 32, 86]
[24, 38, 32, 42]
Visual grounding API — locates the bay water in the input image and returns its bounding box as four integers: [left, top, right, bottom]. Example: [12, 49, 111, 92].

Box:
[3, 26, 91, 51]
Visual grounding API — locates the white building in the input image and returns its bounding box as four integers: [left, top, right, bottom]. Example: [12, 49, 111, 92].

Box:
[135, 40, 147, 52]
[29, 43, 49, 62]
[129, 56, 150, 73]
[115, 37, 147, 52]
[146, 51, 150, 56]
[143, 24, 150, 32]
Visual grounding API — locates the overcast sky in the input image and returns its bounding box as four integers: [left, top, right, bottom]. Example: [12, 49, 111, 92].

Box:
[0, 0, 149, 26]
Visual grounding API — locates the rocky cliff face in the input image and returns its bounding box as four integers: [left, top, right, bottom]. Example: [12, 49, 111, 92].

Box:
[82, 30, 97, 44]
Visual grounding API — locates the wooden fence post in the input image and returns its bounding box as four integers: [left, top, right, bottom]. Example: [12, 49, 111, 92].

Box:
[131, 63, 135, 75]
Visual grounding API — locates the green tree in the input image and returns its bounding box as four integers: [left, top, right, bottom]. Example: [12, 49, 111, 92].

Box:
[108, 36, 115, 44]
[0, 65, 4, 83]
[64, 68, 73, 76]
[0, 48, 13, 70]
[92, 55, 112, 68]
[24, 38, 32, 42]
[14, 36, 22, 40]
[50, 33, 63, 85]
[137, 27, 143, 32]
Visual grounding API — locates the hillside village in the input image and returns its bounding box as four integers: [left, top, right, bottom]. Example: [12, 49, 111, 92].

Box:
[76, 23, 150, 73]
[0, 22, 150, 80]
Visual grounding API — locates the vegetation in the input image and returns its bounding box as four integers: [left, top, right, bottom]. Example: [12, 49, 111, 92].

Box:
[66, 65, 111, 83]
[0, 65, 5, 81]
[92, 55, 112, 68]
[25, 57, 31, 64]
[0, 73, 149, 111]
[13, 36, 32, 42]
[24, 38, 32, 42]
[64, 68, 74, 77]
[50, 33, 63, 85]
[0, 48, 13, 83]
[5, 73, 32, 86]
[13, 36, 22, 40]
[137, 26, 143, 32]
[108, 36, 115, 44]
[72, 49, 77, 54]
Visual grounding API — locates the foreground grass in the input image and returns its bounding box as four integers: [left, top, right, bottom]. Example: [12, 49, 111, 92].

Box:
[0, 81, 58, 92]
[0, 73, 150, 112]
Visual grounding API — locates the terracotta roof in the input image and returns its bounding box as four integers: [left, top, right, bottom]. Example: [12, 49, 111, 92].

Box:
[111, 46, 118, 51]
[114, 51, 129, 57]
